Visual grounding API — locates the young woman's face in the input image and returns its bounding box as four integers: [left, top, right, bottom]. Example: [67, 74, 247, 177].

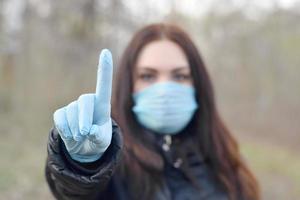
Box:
[134, 39, 193, 93]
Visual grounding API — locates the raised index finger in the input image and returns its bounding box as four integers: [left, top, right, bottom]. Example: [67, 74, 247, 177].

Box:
[95, 49, 113, 116]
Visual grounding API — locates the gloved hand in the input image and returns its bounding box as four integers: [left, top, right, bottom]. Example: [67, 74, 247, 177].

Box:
[53, 49, 113, 163]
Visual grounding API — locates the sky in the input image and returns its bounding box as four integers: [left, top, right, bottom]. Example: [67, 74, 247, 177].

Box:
[1, 0, 299, 33]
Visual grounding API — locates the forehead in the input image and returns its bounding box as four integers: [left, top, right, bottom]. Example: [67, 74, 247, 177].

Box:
[136, 39, 189, 70]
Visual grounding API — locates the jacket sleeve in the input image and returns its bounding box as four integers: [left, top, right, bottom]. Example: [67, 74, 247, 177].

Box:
[45, 120, 123, 200]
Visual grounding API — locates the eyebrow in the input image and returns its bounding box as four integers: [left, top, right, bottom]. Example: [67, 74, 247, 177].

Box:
[172, 67, 190, 73]
[136, 67, 157, 73]
[137, 66, 189, 72]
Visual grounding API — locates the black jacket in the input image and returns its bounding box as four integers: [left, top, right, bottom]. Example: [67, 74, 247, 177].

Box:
[45, 120, 229, 200]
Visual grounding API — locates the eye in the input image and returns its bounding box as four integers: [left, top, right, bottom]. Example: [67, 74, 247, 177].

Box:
[173, 73, 191, 82]
[138, 73, 156, 82]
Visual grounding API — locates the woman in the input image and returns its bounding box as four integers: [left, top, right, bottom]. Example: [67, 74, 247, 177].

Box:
[45, 23, 260, 200]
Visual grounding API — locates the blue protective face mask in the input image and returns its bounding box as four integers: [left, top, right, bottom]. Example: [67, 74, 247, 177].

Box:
[132, 82, 198, 135]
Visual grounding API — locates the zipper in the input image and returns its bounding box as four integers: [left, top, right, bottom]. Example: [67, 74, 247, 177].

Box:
[162, 135, 172, 151]
[162, 135, 183, 168]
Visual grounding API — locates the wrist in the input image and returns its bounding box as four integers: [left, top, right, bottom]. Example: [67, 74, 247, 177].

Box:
[70, 153, 104, 163]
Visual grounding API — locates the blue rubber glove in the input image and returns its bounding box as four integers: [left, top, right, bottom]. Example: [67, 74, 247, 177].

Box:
[53, 49, 113, 163]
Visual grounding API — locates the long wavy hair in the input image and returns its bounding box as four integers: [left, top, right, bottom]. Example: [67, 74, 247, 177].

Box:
[112, 23, 260, 200]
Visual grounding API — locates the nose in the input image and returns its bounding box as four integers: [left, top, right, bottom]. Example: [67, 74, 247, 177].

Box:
[156, 74, 171, 84]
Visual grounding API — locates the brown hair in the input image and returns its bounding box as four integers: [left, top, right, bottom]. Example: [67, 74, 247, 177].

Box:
[112, 23, 260, 200]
